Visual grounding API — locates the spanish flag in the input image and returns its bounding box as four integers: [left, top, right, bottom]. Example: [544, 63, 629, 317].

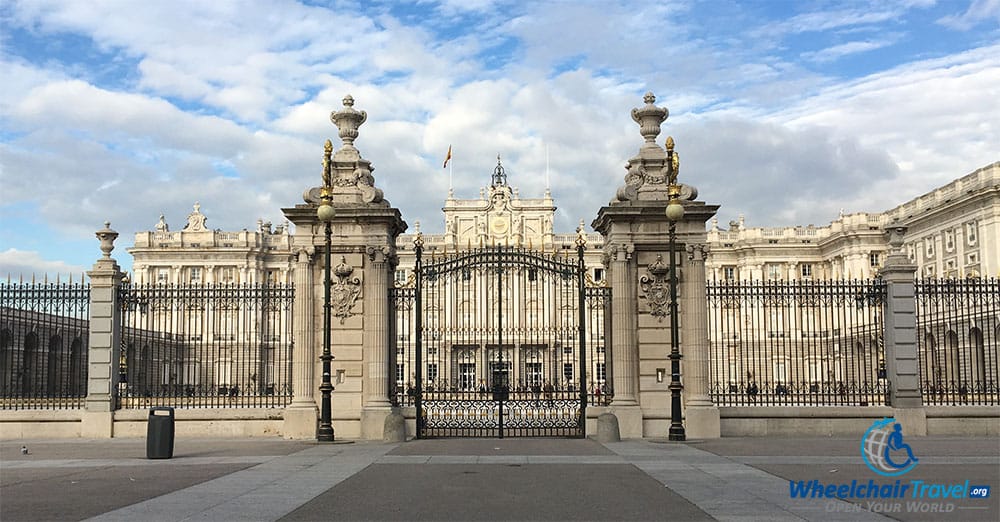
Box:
[443, 145, 452, 168]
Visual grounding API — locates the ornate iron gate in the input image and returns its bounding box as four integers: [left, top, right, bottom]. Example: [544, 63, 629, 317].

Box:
[390, 238, 611, 438]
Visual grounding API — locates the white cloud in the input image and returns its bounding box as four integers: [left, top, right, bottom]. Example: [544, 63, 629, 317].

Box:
[801, 37, 900, 63]
[938, 0, 1000, 30]
[0, 249, 87, 280]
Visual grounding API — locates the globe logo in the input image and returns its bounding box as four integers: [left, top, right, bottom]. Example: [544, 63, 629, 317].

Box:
[861, 417, 919, 476]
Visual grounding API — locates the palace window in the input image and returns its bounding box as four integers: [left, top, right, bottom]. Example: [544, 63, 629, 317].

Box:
[395, 269, 407, 283]
[767, 264, 782, 280]
[395, 364, 406, 385]
[563, 363, 574, 383]
[189, 267, 202, 283]
[869, 252, 880, 267]
[800, 264, 813, 279]
[595, 362, 607, 383]
[966, 222, 977, 245]
[723, 266, 736, 281]
[426, 363, 438, 383]
[156, 268, 169, 283]
[220, 267, 236, 283]
[593, 268, 604, 282]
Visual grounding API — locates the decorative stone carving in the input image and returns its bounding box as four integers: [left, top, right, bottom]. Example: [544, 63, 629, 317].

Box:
[330, 95, 367, 152]
[366, 245, 390, 263]
[96, 221, 118, 259]
[631, 92, 668, 148]
[639, 254, 670, 322]
[332, 256, 362, 324]
[686, 243, 709, 261]
[183, 203, 208, 231]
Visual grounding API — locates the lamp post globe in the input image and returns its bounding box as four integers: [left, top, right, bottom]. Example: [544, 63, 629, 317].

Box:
[665, 198, 685, 222]
[317, 202, 336, 223]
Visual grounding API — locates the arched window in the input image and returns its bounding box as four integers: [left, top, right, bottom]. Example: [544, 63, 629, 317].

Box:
[923, 333, 938, 385]
[945, 330, 960, 383]
[969, 327, 985, 385]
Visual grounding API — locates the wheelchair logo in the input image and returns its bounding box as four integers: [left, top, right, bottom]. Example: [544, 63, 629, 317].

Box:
[861, 417, 919, 477]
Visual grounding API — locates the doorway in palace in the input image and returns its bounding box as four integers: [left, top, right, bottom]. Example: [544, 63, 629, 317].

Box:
[390, 244, 611, 438]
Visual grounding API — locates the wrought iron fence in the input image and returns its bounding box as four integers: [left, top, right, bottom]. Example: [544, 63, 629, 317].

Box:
[118, 283, 294, 409]
[0, 278, 90, 409]
[708, 279, 887, 406]
[916, 277, 999, 406]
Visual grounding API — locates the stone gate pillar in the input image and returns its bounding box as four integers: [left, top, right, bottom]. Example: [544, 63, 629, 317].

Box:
[282, 95, 406, 440]
[83, 222, 125, 438]
[593, 92, 719, 439]
[881, 224, 926, 435]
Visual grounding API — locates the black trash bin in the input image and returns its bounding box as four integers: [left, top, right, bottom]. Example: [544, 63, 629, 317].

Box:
[146, 407, 175, 459]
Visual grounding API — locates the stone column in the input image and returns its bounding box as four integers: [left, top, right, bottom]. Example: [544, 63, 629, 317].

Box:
[83, 222, 124, 438]
[609, 243, 638, 406]
[681, 242, 720, 438]
[283, 248, 318, 438]
[361, 246, 393, 438]
[881, 225, 926, 434]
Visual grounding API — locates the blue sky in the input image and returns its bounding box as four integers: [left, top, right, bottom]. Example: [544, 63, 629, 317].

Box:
[1, 0, 998, 277]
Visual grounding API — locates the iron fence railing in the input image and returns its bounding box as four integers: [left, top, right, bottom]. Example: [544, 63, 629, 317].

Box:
[916, 277, 999, 406]
[708, 279, 887, 406]
[0, 279, 90, 409]
[118, 283, 294, 409]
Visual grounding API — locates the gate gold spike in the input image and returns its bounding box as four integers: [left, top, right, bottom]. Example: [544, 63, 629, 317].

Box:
[528, 238, 533, 251]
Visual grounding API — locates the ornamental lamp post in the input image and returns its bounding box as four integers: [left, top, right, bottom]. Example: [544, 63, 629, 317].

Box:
[664, 136, 686, 442]
[316, 145, 336, 442]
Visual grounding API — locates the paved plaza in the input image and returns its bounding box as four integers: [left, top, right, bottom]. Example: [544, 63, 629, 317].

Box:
[1, 435, 997, 521]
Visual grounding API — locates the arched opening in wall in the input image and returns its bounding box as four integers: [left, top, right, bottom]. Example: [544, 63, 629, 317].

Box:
[945, 330, 960, 386]
[47, 335, 62, 397]
[0, 328, 12, 390]
[125, 342, 136, 391]
[22, 332, 38, 396]
[854, 341, 866, 385]
[969, 327, 985, 386]
[69, 338, 83, 395]
[923, 333, 938, 389]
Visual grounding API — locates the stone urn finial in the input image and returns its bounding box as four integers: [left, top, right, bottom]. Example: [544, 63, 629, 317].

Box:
[330, 94, 368, 150]
[631, 91, 668, 148]
[885, 222, 908, 256]
[96, 221, 118, 259]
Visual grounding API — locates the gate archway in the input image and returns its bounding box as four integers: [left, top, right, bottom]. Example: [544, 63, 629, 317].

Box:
[390, 237, 611, 438]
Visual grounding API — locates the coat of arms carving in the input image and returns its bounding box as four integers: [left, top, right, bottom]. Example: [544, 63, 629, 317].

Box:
[331, 256, 362, 324]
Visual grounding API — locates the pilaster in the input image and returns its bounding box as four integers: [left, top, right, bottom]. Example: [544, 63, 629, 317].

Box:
[284, 248, 318, 438]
